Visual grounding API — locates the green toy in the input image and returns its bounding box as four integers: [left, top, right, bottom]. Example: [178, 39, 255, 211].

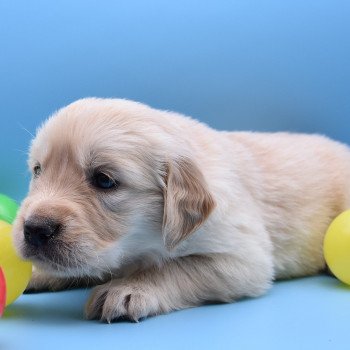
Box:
[0, 193, 19, 224]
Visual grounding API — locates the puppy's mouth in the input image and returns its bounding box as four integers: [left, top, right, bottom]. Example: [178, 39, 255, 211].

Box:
[14, 214, 117, 279]
[13, 215, 91, 277]
[22, 243, 78, 275]
[19, 234, 89, 277]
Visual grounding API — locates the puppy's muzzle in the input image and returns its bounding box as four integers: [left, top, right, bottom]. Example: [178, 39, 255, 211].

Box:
[24, 216, 61, 248]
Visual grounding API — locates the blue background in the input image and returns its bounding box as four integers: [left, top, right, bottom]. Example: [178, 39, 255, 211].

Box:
[3, 276, 350, 350]
[1, 0, 350, 201]
[1, 2, 350, 349]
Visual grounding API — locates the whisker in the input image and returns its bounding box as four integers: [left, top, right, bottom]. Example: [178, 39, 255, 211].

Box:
[17, 122, 35, 138]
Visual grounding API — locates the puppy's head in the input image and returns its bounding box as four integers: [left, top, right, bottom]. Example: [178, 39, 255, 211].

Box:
[13, 99, 215, 278]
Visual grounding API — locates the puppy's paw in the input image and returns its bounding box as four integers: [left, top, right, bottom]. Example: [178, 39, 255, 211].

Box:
[85, 280, 162, 322]
[25, 268, 64, 293]
[25, 268, 94, 293]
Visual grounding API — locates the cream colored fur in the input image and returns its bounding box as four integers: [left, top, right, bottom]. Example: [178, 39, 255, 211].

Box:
[12, 98, 350, 322]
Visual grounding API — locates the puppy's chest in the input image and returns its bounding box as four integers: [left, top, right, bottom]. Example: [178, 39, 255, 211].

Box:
[115, 253, 166, 278]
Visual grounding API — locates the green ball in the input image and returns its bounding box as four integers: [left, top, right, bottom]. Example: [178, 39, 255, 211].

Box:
[0, 194, 19, 224]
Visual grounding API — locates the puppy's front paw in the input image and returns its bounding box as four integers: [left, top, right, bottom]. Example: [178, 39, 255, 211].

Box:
[85, 280, 162, 322]
[25, 268, 96, 293]
[25, 268, 65, 293]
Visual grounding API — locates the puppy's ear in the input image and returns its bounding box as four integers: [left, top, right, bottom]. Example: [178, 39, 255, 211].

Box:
[162, 157, 215, 250]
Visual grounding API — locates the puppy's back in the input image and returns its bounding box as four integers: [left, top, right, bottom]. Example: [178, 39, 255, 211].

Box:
[228, 131, 350, 278]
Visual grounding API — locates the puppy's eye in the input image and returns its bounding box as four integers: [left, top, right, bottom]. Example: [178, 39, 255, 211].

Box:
[92, 172, 119, 190]
[33, 164, 41, 177]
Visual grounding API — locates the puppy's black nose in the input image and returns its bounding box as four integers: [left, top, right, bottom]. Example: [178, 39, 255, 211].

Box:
[24, 217, 60, 247]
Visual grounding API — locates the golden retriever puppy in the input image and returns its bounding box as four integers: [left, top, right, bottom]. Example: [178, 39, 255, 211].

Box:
[12, 98, 350, 322]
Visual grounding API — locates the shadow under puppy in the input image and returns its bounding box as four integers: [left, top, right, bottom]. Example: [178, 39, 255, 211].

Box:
[12, 98, 350, 322]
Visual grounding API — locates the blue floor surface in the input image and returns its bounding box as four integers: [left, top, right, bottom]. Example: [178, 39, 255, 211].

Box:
[1, 275, 349, 350]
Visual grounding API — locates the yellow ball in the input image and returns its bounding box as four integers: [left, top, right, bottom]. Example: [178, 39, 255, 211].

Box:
[0, 220, 32, 306]
[324, 210, 350, 285]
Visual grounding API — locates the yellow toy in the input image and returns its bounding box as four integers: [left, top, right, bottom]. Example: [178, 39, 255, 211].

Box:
[324, 210, 350, 285]
[0, 220, 32, 306]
